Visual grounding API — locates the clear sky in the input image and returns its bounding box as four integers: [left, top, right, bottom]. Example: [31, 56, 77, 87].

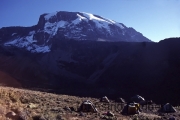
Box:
[0, 0, 179, 42]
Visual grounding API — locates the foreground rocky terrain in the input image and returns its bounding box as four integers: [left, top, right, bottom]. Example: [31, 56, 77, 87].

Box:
[0, 86, 180, 120]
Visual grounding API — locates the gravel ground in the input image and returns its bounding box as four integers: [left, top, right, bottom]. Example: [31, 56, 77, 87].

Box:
[0, 86, 179, 120]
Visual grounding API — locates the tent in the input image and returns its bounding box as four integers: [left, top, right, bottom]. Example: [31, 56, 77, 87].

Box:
[161, 103, 176, 113]
[115, 97, 126, 103]
[78, 100, 98, 113]
[147, 100, 153, 105]
[121, 102, 140, 115]
[100, 96, 110, 103]
[131, 95, 145, 103]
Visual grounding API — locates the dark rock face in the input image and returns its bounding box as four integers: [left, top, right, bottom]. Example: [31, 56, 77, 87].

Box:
[0, 37, 180, 105]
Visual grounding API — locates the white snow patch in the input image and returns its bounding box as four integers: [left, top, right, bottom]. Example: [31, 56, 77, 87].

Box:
[77, 14, 87, 21]
[82, 12, 112, 32]
[97, 38, 107, 41]
[57, 21, 67, 28]
[5, 35, 36, 48]
[72, 18, 81, 24]
[82, 12, 124, 30]
[44, 22, 56, 34]
[81, 34, 87, 36]
[27, 46, 33, 51]
[82, 12, 107, 22]
[31, 45, 50, 53]
[4, 33, 50, 53]
[72, 14, 88, 25]
[5, 38, 29, 48]
[11, 33, 17, 36]
[114, 23, 124, 29]
[102, 18, 124, 29]
[29, 31, 35, 35]
[25, 35, 37, 43]
[5, 38, 19, 46]
[44, 12, 58, 20]
[44, 21, 68, 35]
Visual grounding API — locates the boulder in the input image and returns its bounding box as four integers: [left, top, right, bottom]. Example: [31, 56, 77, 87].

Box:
[6, 111, 18, 120]
[106, 111, 114, 117]
[27, 103, 38, 109]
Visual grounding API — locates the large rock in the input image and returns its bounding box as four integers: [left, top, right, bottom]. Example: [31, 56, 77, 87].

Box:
[6, 112, 18, 120]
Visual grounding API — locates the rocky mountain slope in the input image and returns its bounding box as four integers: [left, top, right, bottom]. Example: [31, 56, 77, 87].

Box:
[0, 11, 179, 105]
[0, 86, 178, 120]
[0, 37, 180, 105]
[0, 11, 151, 53]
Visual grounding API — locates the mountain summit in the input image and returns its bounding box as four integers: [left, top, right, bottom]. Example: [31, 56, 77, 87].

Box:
[1, 11, 151, 53]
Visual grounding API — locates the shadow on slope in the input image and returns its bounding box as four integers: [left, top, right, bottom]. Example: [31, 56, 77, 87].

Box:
[0, 38, 180, 105]
[0, 71, 21, 87]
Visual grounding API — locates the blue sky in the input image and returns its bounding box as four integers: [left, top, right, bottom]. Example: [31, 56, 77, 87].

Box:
[0, 0, 179, 42]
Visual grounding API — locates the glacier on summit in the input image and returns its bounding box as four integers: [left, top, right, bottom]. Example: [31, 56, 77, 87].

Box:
[2, 11, 151, 53]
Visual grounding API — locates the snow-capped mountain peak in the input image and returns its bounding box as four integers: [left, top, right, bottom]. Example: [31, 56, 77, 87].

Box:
[43, 11, 125, 31]
[1, 11, 151, 53]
